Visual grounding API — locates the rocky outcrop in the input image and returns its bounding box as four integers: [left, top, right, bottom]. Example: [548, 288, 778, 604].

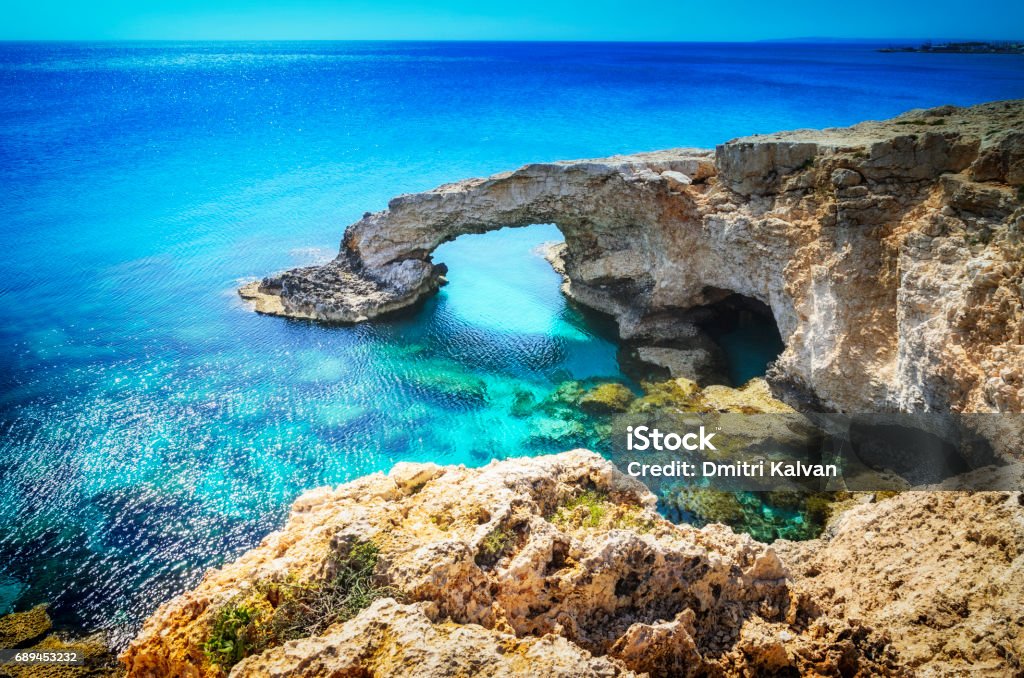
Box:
[230, 599, 630, 678]
[242, 101, 1024, 414]
[0, 605, 123, 678]
[122, 451, 1024, 677]
[777, 487, 1024, 677]
[121, 451, 906, 677]
[0, 605, 51, 649]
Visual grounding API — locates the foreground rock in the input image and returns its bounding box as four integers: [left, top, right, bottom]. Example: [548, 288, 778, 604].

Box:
[122, 451, 905, 677]
[777, 489, 1024, 677]
[121, 452, 1024, 676]
[232, 599, 629, 678]
[242, 101, 1024, 414]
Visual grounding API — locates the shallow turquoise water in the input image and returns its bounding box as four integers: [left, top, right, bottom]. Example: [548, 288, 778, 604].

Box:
[0, 224, 626, 640]
[1, 41, 1022, 641]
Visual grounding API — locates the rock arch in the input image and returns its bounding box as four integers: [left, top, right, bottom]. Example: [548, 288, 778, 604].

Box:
[241, 101, 1024, 413]
[240, 150, 724, 324]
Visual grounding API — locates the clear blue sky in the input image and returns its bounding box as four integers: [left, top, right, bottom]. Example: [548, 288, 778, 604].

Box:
[5, 0, 1022, 41]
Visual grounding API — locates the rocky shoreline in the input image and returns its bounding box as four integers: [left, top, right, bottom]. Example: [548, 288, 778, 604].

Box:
[0, 605, 123, 677]
[242, 100, 1024, 415]
[120, 451, 1024, 677]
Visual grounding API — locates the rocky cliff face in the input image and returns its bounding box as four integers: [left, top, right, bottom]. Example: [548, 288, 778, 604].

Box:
[241, 100, 1024, 414]
[121, 451, 1023, 677]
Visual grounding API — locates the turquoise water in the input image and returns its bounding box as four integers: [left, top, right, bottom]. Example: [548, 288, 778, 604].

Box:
[1, 41, 1022, 642]
[711, 314, 787, 386]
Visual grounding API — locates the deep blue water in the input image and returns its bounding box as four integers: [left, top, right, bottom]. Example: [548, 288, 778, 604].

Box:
[1, 41, 1022, 643]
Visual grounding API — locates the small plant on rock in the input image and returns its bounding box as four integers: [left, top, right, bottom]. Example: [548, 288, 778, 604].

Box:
[203, 603, 266, 669]
[270, 540, 401, 640]
[202, 540, 401, 670]
[551, 489, 609, 528]
[476, 526, 513, 566]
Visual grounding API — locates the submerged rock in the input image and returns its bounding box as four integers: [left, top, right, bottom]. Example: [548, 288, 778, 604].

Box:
[579, 383, 635, 414]
[544, 380, 586, 408]
[410, 369, 488, 407]
[663, 488, 844, 543]
[509, 389, 537, 418]
[526, 417, 588, 450]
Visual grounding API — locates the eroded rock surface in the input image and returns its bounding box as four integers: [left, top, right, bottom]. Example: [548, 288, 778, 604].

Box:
[0, 605, 51, 649]
[242, 101, 1024, 414]
[777, 489, 1024, 677]
[121, 451, 910, 677]
[0, 605, 123, 678]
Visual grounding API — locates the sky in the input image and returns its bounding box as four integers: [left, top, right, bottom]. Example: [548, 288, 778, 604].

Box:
[4, 0, 1023, 41]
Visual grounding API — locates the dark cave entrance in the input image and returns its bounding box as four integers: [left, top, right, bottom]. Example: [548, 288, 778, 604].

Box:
[690, 291, 785, 386]
[623, 289, 785, 388]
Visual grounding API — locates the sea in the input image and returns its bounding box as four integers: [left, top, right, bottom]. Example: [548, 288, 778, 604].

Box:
[1, 40, 1021, 644]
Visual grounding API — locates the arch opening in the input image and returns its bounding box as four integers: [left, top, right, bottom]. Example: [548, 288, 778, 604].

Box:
[424, 223, 626, 382]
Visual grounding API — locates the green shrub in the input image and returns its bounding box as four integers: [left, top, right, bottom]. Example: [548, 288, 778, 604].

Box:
[203, 540, 400, 669]
[203, 604, 265, 668]
[270, 540, 400, 641]
[551, 490, 609, 528]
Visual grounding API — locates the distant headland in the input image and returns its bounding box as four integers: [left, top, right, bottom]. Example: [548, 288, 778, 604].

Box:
[879, 40, 1024, 54]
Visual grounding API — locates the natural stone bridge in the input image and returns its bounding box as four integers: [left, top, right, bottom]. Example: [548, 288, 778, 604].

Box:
[239, 149, 720, 328]
[242, 100, 1024, 414]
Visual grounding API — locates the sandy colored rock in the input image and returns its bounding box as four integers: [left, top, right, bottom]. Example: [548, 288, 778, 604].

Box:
[0, 604, 121, 678]
[628, 378, 701, 413]
[0, 605, 51, 649]
[1, 632, 124, 678]
[776, 490, 1024, 677]
[698, 378, 797, 414]
[242, 100, 1024, 415]
[121, 451, 902, 677]
[232, 599, 632, 678]
[634, 344, 728, 385]
[579, 383, 635, 414]
[629, 377, 794, 415]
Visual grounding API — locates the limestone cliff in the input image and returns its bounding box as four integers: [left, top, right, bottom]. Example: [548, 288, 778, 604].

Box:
[121, 451, 1024, 677]
[241, 100, 1024, 414]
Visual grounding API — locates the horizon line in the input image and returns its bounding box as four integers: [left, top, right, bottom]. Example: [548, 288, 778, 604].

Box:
[0, 37, 1020, 44]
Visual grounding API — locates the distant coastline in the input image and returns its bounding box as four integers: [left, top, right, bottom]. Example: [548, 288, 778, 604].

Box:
[879, 40, 1023, 54]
